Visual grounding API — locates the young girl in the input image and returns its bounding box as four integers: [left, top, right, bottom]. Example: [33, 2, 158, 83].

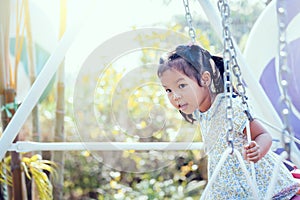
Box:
[158, 44, 300, 199]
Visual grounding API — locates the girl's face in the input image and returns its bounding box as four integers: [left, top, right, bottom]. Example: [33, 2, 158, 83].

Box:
[160, 69, 211, 114]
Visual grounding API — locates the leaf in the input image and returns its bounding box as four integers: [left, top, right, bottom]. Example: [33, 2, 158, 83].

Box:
[29, 154, 42, 162]
[0, 157, 13, 185]
[21, 161, 31, 180]
[30, 167, 53, 200]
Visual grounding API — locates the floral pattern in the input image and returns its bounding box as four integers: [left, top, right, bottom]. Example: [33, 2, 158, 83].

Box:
[194, 94, 300, 199]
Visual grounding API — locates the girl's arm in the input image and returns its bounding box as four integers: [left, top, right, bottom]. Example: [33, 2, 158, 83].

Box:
[243, 119, 273, 163]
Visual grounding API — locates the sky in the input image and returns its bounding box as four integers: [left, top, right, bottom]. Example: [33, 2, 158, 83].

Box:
[30, 0, 206, 49]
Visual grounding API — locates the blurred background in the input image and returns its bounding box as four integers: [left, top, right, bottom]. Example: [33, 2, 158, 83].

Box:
[1, 0, 299, 199]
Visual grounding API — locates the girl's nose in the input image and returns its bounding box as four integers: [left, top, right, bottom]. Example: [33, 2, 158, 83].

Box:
[172, 92, 181, 101]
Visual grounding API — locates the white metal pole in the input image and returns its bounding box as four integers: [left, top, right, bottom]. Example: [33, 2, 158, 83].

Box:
[0, 24, 81, 160]
[8, 141, 204, 152]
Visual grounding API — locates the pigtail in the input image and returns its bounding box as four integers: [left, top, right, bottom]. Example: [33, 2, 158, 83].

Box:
[211, 56, 225, 94]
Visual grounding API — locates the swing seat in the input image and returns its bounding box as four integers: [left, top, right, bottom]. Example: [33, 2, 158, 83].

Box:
[291, 167, 300, 195]
[281, 159, 300, 195]
[291, 167, 300, 179]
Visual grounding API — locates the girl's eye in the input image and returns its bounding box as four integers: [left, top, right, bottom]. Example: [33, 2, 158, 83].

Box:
[179, 84, 187, 89]
[165, 89, 171, 93]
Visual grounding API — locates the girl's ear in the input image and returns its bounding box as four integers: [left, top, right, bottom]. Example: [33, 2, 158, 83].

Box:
[201, 71, 211, 86]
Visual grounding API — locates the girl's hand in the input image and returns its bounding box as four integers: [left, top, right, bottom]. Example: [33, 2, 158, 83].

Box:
[244, 141, 261, 163]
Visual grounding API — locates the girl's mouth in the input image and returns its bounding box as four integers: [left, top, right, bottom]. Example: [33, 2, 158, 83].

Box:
[179, 103, 188, 111]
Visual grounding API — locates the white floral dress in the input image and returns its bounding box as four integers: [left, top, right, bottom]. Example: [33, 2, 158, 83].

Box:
[194, 94, 300, 200]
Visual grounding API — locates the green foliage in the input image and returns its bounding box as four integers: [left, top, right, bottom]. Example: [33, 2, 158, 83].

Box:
[22, 154, 57, 200]
[0, 156, 13, 186]
[63, 151, 206, 199]
[0, 154, 57, 200]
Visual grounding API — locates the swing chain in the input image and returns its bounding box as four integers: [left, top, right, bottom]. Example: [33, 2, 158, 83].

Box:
[217, 0, 251, 119]
[277, 0, 293, 159]
[218, 0, 253, 152]
[183, 0, 196, 43]
[217, 0, 234, 152]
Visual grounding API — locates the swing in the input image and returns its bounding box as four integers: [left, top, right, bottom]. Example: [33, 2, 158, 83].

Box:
[286, 159, 300, 195]
[182, 0, 300, 198]
[182, 1, 259, 198]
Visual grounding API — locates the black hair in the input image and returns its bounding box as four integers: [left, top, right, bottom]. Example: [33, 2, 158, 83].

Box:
[158, 44, 224, 124]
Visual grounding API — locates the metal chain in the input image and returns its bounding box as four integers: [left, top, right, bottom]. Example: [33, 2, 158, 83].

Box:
[277, 0, 293, 159]
[217, 0, 252, 120]
[183, 0, 196, 43]
[217, 0, 234, 151]
[217, 0, 253, 151]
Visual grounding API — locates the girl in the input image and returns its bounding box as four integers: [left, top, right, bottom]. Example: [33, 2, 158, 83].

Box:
[158, 44, 300, 199]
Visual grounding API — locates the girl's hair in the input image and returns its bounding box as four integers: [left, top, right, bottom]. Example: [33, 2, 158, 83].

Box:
[158, 44, 224, 123]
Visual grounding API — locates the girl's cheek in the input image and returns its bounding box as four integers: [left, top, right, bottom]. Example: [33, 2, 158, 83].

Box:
[167, 97, 177, 108]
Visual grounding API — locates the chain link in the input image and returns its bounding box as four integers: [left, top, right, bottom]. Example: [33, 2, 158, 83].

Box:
[183, 0, 196, 43]
[277, 0, 293, 159]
